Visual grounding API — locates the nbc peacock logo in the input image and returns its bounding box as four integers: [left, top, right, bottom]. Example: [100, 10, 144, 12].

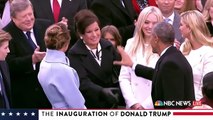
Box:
[154, 100, 164, 106]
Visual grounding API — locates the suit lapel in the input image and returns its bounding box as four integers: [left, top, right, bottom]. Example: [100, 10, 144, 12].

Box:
[152, 47, 175, 83]
[122, 0, 136, 19]
[33, 20, 49, 51]
[112, 0, 130, 17]
[41, 0, 54, 23]
[59, 0, 72, 18]
[11, 22, 35, 53]
[77, 41, 104, 80]
[99, 40, 114, 75]
[33, 22, 44, 51]
[0, 61, 11, 107]
[0, 62, 10, 91]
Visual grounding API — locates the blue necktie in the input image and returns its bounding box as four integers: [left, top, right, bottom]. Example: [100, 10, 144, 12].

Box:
[164, 18, 171, 24]
[26, 31, 37, 50]
[0, 71, 10, 109]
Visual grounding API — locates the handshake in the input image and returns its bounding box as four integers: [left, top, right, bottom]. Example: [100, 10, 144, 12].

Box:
[100, 87, 121, 107]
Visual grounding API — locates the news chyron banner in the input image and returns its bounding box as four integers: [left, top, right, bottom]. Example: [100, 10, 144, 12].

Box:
[39, 109, 213, 120]
[0, 109, 213, 120]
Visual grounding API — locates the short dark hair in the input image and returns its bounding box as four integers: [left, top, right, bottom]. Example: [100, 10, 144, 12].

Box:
[74, 9, 100, 35]
[152, 22, 175, 45]
[202, 72, 213, 100]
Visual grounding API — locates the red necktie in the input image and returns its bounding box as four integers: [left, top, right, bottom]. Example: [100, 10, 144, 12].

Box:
[53, 0, 60, 22]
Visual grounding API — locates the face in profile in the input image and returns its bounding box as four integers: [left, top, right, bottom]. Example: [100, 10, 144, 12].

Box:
[12, 5, 35, 31]
[81, 22, 101, 49]
[0, 41, 10, 61]
[179, 20, 191, 38]
[142, 13, 159, 38]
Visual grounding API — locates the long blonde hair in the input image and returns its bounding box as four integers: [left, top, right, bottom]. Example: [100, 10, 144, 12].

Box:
[202, 0, 213, 21]
[180, 10, 213, 55]
[128, 6, 163, 60]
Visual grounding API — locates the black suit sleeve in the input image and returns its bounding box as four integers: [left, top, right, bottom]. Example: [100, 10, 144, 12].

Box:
[135, 64, 154, 80]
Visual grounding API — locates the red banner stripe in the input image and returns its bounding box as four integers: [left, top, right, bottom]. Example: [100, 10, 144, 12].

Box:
[173, 112, 213, 115]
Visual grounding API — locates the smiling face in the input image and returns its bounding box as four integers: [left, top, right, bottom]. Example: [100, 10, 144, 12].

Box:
[81, 22, 101, 49]
[142, 13, 159, 38]
[12, 5, 35, 31]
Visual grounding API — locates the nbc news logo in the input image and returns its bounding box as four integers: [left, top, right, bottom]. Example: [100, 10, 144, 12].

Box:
[154, 100, 194, 107]
[155, 100, 164, 106]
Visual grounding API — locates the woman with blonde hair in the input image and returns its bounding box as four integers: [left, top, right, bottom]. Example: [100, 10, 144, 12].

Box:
[119, 6, 163, 109]
[202, 0, 213, 36]
[179, 10, 213, 100]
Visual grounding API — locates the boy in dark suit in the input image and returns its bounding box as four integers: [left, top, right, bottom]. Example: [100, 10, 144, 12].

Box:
[0, 29, 12, 109]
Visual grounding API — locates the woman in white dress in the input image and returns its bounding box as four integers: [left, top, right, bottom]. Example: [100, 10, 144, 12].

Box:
[119, 6, 163, 109]
[180, 10, 213, 100]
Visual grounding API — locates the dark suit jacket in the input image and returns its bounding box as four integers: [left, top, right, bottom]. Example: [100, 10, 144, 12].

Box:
[90, 0, 137, 46]
[68, 39, 121, 108]
[3, 19, 51, 108]
[135, 46, 195, 108]
[0, 0, 7, 18]
[30, 0, 87, 46]
[0, 61, 11, 108]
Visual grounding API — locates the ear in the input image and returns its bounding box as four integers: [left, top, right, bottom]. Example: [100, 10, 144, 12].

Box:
[154, 35, 159, 43]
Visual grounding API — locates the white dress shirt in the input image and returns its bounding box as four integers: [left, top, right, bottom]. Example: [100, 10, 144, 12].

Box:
[163, 12, 175, 25]
[23, 29, 38, 70]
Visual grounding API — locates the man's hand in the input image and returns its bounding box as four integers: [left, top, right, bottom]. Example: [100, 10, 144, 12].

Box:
[174, 39, 180, 50]
[32, 46, 46, 64]
[58, 17, 68, 28]
[113, 46, 133, 67]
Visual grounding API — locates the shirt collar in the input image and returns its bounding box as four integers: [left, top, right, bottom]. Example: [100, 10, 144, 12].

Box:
[163, 12, 175, 24]
[160, 45, 172, 56]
